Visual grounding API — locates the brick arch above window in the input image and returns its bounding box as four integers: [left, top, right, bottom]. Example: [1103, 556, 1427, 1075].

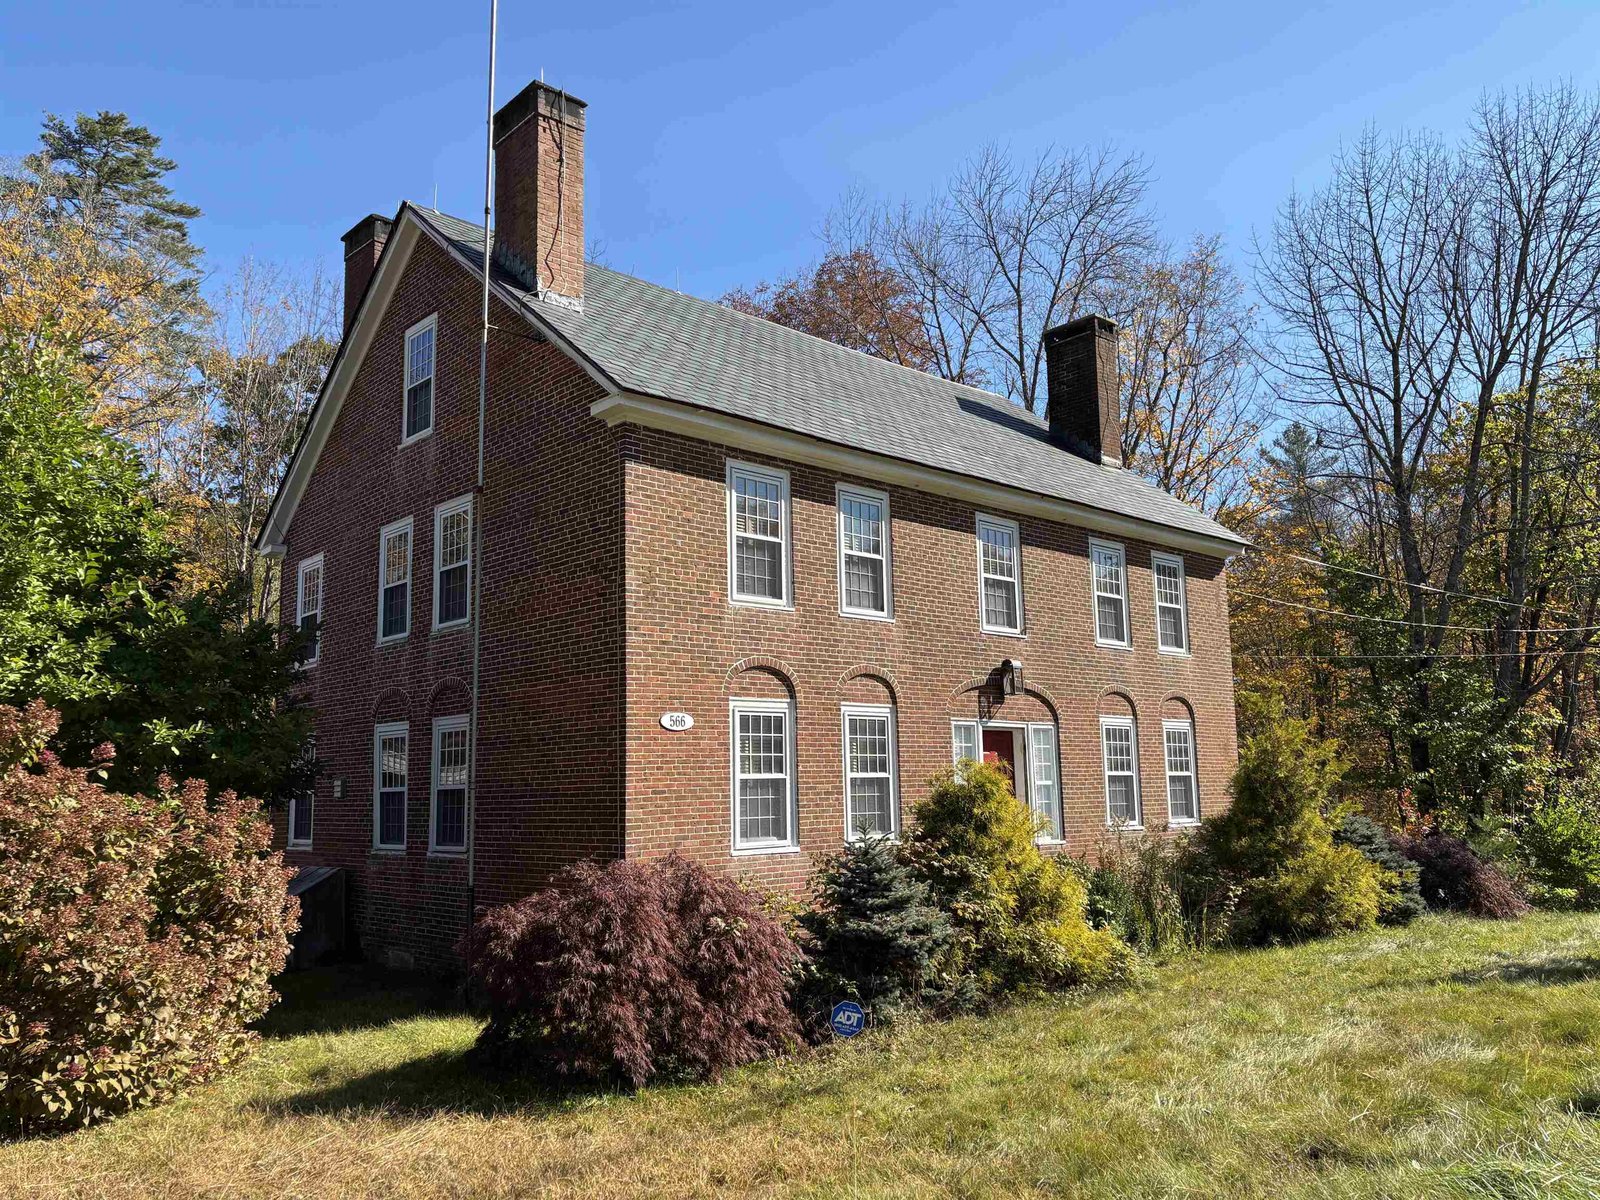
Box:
[1161, 694, 1197, 723]
[429, 676, 471, 717]
[838, 665, 899, 707]
[723, 656, 798, 702]
[372, 687, 410, 724]
[1098, 688, 1138, 720]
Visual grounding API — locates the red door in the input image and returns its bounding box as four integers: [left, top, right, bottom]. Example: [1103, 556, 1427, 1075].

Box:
[982, 729, 1017, 794]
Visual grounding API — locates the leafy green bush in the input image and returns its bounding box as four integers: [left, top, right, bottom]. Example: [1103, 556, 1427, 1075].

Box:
[1519, 789, 1600, 910]
[1401, 833, 1529, 919]
[1334, 814, 1425, 925]
[906, 762, 1134, 996]
[461, 854, 800, 1087]
[0, 700, 296, 1135]
[1191, 696, 1383, 943]
[795, 835, 963, 1032]
[1076, 833, 1227, 954]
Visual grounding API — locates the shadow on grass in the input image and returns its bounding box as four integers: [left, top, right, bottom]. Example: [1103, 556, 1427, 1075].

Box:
[1448, 955, 1600, 987]
[251, 1046, 628, 1121]
[255, 964, 464, 1039]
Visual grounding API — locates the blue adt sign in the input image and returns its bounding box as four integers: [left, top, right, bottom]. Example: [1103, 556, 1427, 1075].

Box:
[830, 1000, 865, 1038]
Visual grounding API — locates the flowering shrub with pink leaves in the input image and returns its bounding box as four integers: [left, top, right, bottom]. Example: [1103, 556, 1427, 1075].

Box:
[0, 701, 297, 1135]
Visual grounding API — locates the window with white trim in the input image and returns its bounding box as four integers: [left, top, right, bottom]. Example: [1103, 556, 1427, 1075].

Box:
[403, 315, 436, 442]
[433, 495, 472, 629]
[727, 462, 790, 606]
[1164, 720, 1199, 823]
[1101, 716, 1141, 826]
[976, 514, 1023, 634]
[951, 720, 979, 766]
[837, 485, 891, 619]
[1152, 552, 1188, 653]
[373, 722, 408, 850]
[288, 736, 315, 848]
[1091, 539, 1130, 647]
[296, 554, 324, 666]
[1028, 725, 1063, 840]
[377, 517, 412, 642]
[431, 715, 469, 853]
[842, 705, 896, 838]
[731, 698, 796, 851]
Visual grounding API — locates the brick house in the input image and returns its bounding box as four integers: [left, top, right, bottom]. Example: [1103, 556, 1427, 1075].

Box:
[258, 79, 1247, 968]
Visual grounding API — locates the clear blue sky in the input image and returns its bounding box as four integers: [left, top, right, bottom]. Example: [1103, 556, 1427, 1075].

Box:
[4, 0, 1600, 304]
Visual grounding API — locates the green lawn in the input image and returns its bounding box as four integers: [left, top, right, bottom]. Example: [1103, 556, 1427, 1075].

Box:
[7, 914, 1600, 1199]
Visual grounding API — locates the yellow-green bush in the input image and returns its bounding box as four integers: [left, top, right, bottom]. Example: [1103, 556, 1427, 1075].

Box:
[906, 762, 1135, 996]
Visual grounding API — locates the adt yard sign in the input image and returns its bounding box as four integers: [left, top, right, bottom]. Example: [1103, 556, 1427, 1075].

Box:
[830, 1000, 865, 1038]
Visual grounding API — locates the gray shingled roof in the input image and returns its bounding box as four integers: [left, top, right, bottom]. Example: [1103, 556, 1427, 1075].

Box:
[415, 206, 1244, 549]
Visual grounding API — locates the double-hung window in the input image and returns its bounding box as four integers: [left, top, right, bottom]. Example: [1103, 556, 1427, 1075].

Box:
[842, 705, 896, 838]
[1091, 539, 1130, 648]
[403, 315, 436, 442]
[431, 715, 469, 853]
[296, 554, 324, 666]
[730, 698, 796, 852]
[433, 495, 472, 629]
[377, 517, 412, 642]
[727, 462, 790, 607]
[1101, 716, 1141, 826]
[1164, 720, 1199, 824]
[1152, 552, 1188, 654]
[1028, 725, 1063, 840]
[288, 736, 315, 849]
[976, 514, 1023, 635]
[373, 722, 408, 850]
[837, 485, 891, 619]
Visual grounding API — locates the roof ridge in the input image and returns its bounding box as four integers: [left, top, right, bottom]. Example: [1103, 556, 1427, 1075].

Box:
[418, 205, 1027, 417]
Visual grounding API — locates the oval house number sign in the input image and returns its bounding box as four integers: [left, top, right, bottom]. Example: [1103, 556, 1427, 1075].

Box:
[660, 711, 694, 732]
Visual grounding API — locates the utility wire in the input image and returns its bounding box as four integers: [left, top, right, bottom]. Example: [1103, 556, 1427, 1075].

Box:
[1229, 589, 1600, 636]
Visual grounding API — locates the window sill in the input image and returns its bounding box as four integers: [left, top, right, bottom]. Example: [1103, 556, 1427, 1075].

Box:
[287, 841, 313, 851]
[980, 627, 1026, 639]
[1105, 823, 1145, 832]
[839, 608, 894, 623]
[431, 620, 470, 635]
[428, 849, 467, 859]
[376, 634, 409, 647]
[1094, 640, 1134, 652]
[1167, 818, 1201, 828]
[729, 598, 794, 613]
[731, 843, 802, 858]
[399, 429, 433, 449]
[370, 846, 407, 856]
[1156, 647, 1191, 659]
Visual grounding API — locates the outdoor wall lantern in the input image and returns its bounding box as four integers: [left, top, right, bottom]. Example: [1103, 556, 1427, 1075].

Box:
[1000, 658, 1024, 696]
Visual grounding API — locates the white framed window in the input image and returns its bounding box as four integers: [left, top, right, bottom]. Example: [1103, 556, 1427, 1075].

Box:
[373, 722, 409, 850]
[1164, 719, 1200, 824]
[287, 736, 315, 849]
[431, 715, 469, 853]
[836, 484, 892, 620]
[1152, 551, 1189, 654]
[432, 494, 473, 630]
[730, 697, 797, 853]
[842, 705, 897, 839]
[402, 314, 436, 443]
[976, 513, 1023, 635]
[1090, 539, 1131, 648]
[951, 720, 979, 766]
[295, 553, 324, 666]
[727, 461, 791, 607]
[1028, 724, 1063, 841]
[377, 517, 413, 643]
[1101, 715, 1142, 827]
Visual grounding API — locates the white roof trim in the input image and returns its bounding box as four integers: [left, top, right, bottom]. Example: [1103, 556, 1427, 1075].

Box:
[591, 391, 1247, 559]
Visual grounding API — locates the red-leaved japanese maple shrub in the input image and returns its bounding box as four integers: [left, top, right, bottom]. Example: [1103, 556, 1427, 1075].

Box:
[1401, 833, 1529, 920]
[0, 701, 297, 1136]
[461, 854, 800, 1087]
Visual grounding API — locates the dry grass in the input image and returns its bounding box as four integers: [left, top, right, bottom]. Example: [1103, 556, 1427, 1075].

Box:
[6, 913, 1600, 1198]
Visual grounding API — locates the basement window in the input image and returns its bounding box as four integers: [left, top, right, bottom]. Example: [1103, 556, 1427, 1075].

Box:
[403, 315, 436, 443]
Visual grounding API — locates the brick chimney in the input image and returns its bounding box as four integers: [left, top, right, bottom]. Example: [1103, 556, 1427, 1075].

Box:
[492, 80, 586, 305]
[1044, 314, 1123, 467]
[341, 214, 392, 333]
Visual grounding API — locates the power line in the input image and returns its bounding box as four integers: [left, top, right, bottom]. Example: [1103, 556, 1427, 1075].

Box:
[1228, 588, 1600, 636]
[1237, 648, 1588, 662]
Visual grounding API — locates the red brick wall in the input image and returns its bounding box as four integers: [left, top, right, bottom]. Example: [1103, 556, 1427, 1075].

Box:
[280, 234, 621, 968]
[620, 429, 1238, 893]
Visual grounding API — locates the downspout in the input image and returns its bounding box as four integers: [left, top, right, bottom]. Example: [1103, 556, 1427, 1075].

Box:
[467, 0, 497, 932]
